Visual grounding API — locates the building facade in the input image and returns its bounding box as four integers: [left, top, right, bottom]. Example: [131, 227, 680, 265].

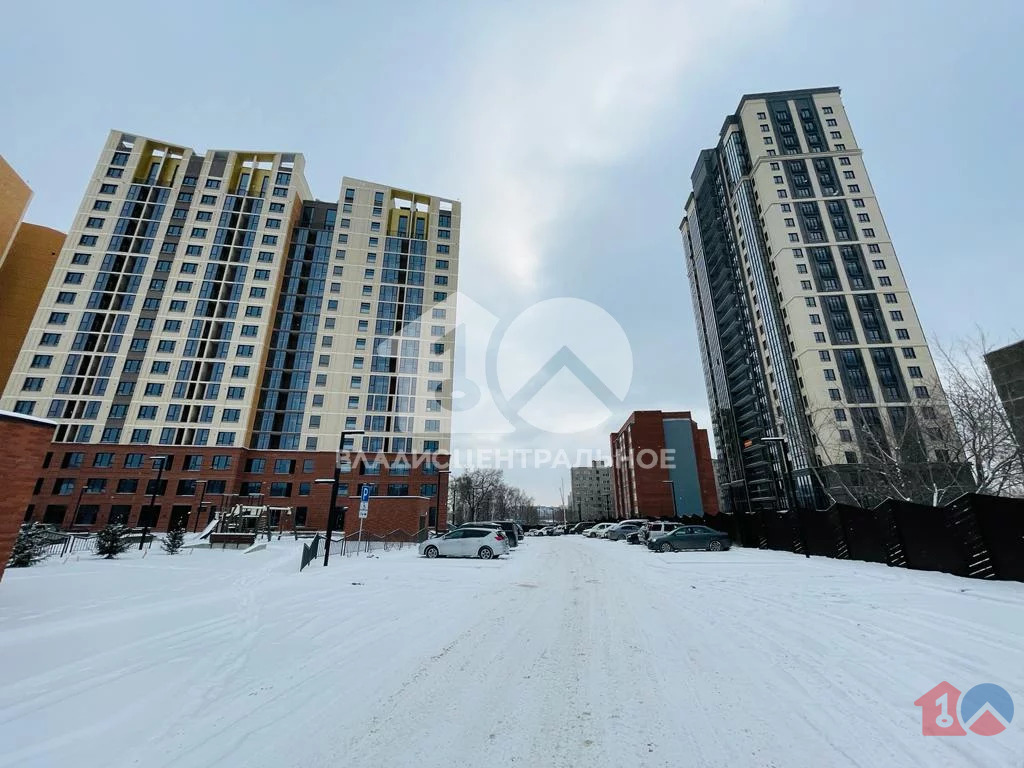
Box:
[0, 411, 56, 581]
[0, 131, 458, 535]
[569, 461, 613, 520]
[681, 87, 953, 512]
[0, 156, 65, 393]
[610, 410, 718, 519]
[985, 339, 1024, 453]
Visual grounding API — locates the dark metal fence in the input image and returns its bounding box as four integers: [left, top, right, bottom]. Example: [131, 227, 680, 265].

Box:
[716, 493, 1024, 582]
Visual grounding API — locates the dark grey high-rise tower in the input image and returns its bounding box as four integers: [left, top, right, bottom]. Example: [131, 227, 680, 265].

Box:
[681, 88, 957, 512]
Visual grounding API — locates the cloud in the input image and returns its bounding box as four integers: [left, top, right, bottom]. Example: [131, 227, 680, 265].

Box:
[449, 0, 790, 291]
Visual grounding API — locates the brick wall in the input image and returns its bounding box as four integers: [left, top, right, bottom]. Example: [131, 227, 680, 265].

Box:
[0, 412, 56, 582]
[23, 443, 449, 536]
[0, 156, 31, 271]
[610, 410, 719, 519]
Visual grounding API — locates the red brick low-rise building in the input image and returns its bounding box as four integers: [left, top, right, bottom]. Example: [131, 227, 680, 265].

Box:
[22, 443, 449, 538]
[610, 410, 718, 519]
[0, 411, 57, 581]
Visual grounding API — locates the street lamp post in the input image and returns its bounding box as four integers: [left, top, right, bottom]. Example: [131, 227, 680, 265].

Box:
[319, 429, 363, 567]
[760, 435, 810, 559]
[192, 480, 208, 533]
[71, 484, 87, 530]
[662, 479, 678, 518]
[142, 456, 168, 550]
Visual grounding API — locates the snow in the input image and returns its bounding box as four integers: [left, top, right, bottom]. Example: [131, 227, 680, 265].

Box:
[0, 537, 1022, 768]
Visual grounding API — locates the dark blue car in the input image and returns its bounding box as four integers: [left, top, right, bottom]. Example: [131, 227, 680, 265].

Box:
[648, 525, 731, 553]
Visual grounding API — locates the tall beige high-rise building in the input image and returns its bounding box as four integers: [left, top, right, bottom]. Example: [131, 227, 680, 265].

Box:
[0, 131, 458, 534]
[681, 88, 962, 511]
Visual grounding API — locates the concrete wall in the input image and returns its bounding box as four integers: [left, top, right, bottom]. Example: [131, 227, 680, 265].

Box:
[0, 223, 64, 393]
[0, 156, 31, 270]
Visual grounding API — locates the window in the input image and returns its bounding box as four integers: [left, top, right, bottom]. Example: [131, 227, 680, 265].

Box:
[890, 310, 904, 321]
[809, 314, 821, 325]
[862, 228, 875, 237]
[763, 136, 774, 145]
[908, 366, 923, 378]
[200, 194, 216, 205]
[830, 131, 842, 139]
[30, 354, 52, 368]
[106, 168, 123, 178]
[353, 356, 364, 369]
[144, 383, 164, 396]
[130, 429, 151, 443]
[800, 280, 813, 290]
[222, 408, 240, 422]
[902, 347, 917, 359]
[824, 369, 837, 381]
[100, 183, 117, 194]
[216, 432, 235, 446]
[872, 259, 886, 269]
[261, 234, 277, 245]
[914, 386, 930, 399]
[788, 233, 799, 242]
[796, 263, 808, 274]
[425, 419, 440, 432]
[22, 377, 44, 392]
[896, 328, 910, 340]
[848, 184, 860, 193]
[818, 350, 831, 361]
[834, 409, 847, 422]
[231, 365, 250, 378]
[839, 429, 853, 442]
[56, 291, 76, 304]
[227, 386, 245, 399]
[878, 276, 892, 286]
[116, 478, 138, 494]
[266, 218, 281, 229]
[237, 344, 254, 357]
[13, 400, 34, 415]
[777, 189, 788, 199]
[348, 396, 359, 408]
[843, 171, 856, 180]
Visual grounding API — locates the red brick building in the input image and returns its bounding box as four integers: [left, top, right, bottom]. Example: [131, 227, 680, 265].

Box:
[22, 443, 449, 538]
[0, 411, 56, 581]
[610, 410, 718, 519]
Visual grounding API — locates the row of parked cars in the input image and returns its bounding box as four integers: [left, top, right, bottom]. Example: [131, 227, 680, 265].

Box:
[581, 519, 732, 552]
[417, 520, 524, 560]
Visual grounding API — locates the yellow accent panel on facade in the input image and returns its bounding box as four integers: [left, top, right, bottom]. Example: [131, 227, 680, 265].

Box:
[0, 156, 32, 271]
[0, 223, 65, 393]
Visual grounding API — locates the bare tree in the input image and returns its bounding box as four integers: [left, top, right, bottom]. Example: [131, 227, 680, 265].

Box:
[935, 332, 1024, 498]
[447, 469, 534, 524]
[806, 396, 972, 508]
[800, 331, 1024, 507]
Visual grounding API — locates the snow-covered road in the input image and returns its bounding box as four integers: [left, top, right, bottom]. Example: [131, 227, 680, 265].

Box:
[0, 537, 1021, 767]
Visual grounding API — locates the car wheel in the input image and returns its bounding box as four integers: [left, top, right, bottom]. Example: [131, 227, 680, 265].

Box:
[660, 542, 673, 553]
[708, 540, 723, 552]
[478, 546, 494, 560]
[424, 545, 439, 559]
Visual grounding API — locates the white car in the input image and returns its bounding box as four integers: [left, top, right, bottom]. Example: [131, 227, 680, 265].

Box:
[639, 521, 681, 545]
[584, 523, 615, 538]
[419, 527, 510, 560]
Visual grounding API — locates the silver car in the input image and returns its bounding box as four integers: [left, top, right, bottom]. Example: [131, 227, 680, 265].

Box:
[419, 527, 510, 560]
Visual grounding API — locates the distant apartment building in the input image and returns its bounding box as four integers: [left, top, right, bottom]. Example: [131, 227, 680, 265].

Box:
[985, 340, 1024, 452]
[0, 131, 458, 535]
[0, 156, 65, 393]
[570, 460, 613, 520]
[681, 87, 956, 512]
[610, 410, 718, 519]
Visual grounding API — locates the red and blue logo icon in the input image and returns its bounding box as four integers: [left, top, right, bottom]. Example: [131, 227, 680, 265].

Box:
[915, 682, 1014, 736]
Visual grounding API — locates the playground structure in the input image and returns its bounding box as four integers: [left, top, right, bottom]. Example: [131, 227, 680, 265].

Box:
[205, 504, 296, 549]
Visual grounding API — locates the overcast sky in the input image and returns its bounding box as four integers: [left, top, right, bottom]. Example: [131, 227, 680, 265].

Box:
[2, 0, 1022, 505]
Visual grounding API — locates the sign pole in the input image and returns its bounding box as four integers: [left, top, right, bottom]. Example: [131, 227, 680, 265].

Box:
[357, 483, 370, 554]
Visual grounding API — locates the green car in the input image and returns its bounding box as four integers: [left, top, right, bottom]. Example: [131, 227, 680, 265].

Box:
[648, 525, 731, 553]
